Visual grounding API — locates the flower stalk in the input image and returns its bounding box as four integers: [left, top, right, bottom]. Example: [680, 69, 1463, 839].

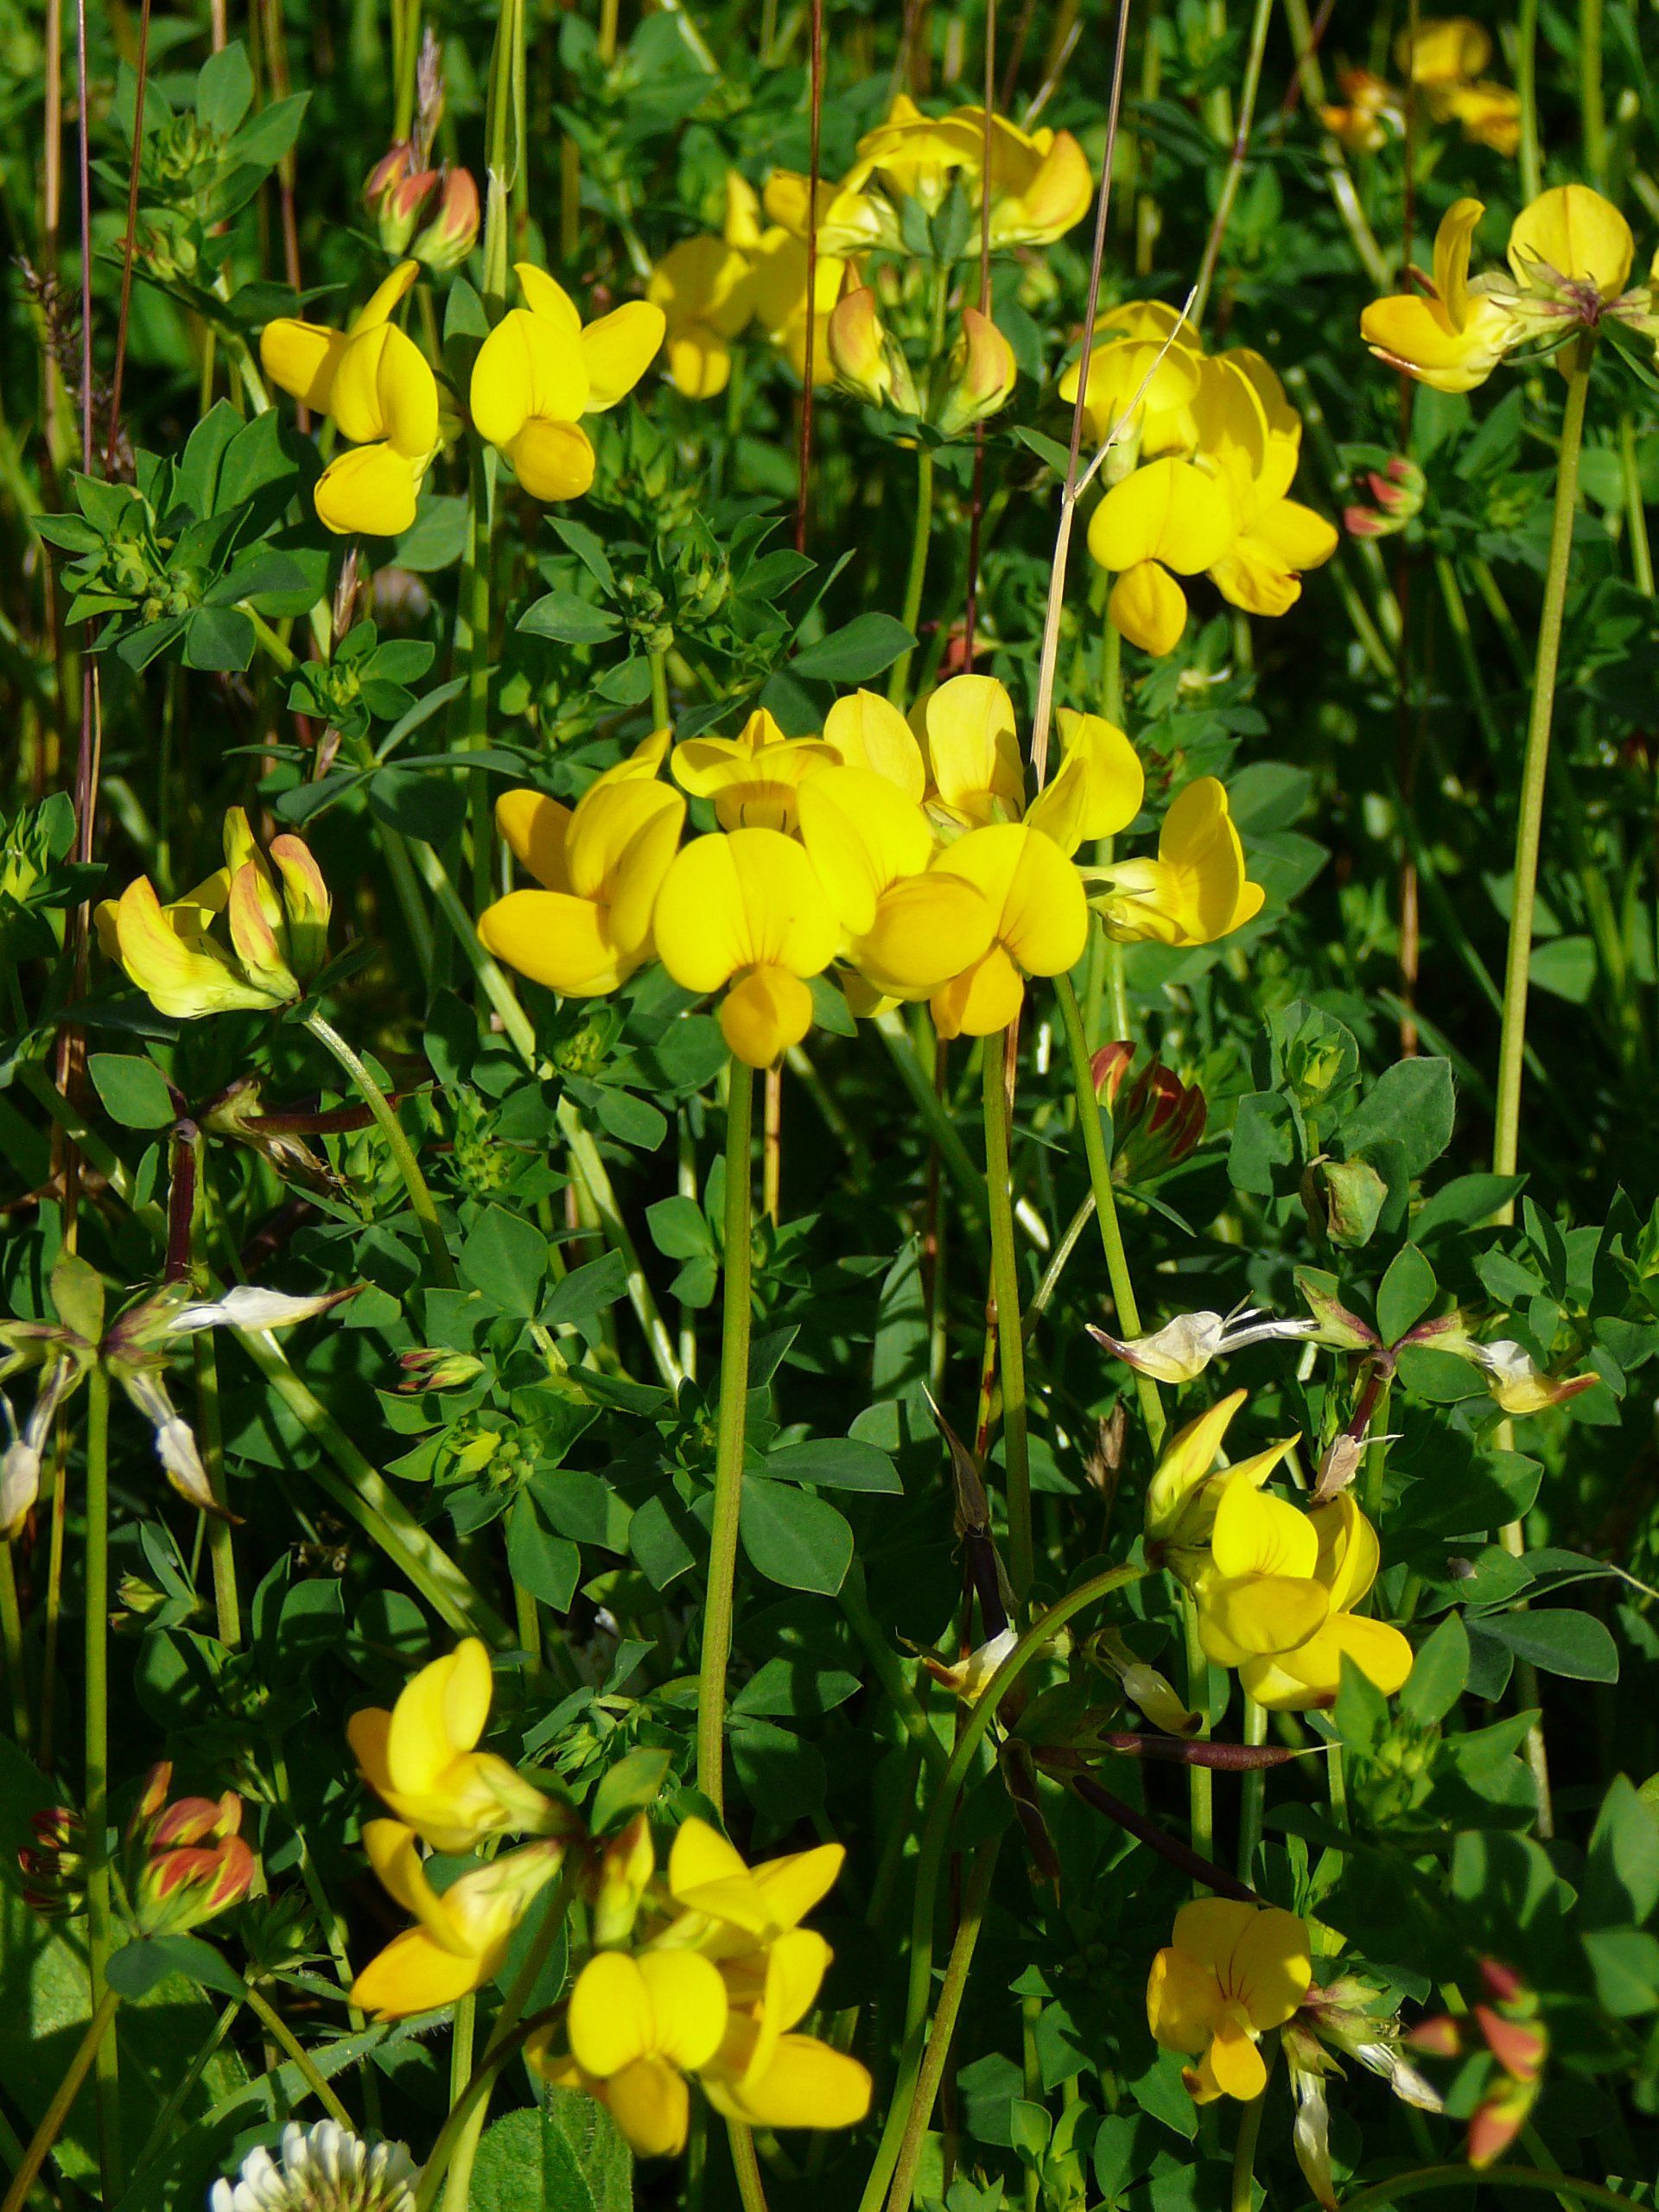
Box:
[82, 1362, 119, 2195]
[303, 1011, 456, 1288]
[981, 1033, 1033, 1607]
[696, 1060, 755, 1813]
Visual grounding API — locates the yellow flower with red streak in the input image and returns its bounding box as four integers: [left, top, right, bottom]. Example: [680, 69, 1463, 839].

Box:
[1149, 1901, 1313, 2101]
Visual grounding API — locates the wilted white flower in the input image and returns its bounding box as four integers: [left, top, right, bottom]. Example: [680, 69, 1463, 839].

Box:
[1472, 1338, 1597, 1416]
[210, 2121, 417, 2212]
[168, 1286, 353, 1336]
[1090, 1303, 1318, 1385]
[923, 1626, 1018, 1700]
[118, 1369, 220, 1516]
[1, 1362, 78, 1541]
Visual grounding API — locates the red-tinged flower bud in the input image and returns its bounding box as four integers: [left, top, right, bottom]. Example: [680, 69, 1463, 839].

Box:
[398, 1346, 487, 1392]
[1344, 503, 1389, 539]
[365, 146, 439, 255]
[1403, 2014, 1463, 2058]
[827, 286, 920, 414]
[936, 308, 1017, 438]
[130, 1761, 174, 1835]
[1478, 1956, 1528, 2005]
[17, 1806, 86, 1916]
[412, 167, 480, 272]
[1467, 2076, 1539, 2168]
[1369, 456, 1427, 516]
[1091, 1039, 1135, 1104]
[1103, 1050, 1208, 1183]
[125, 1770, 258, 1936]
[1474, 2005, 1546, 2081]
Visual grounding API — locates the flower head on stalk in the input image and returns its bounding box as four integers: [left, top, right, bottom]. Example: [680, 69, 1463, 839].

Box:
[262, 264, 442, 536]
[98, 809, 332, 1020]
[1086, 778, 1264, 950]
[470, 263, 664, 502]
[1147, 1900, 1313, 2101]
[211, 2121, 417, 2212]
[652, 828, 841, 1067]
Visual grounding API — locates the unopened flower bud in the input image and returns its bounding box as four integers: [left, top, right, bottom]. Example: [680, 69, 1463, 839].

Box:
[827, 287, 920, 413]
[923, 1626, 1017, 1700]
[1094, 1047, 1207, 1183]
[1468, 2075, 1541, 2167]
[1404, 2013, 1463, 2058]
[935, 308, 1017, 438]
[591, 1812, 655, 1948]
[1310, 1154, 1389, 1248]
[1474, 2005, 1546, 2080]
[412, 168, 480, 272]
[18, 1805, 85, 1916]
[397, 1347, 486, 1392]
[365, 147, 440, 255]
[128, 1763, 257, 1936]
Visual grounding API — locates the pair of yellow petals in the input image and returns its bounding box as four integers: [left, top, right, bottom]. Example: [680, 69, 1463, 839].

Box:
[1147, 1899, 1313, 2104]
[260, 261, 664, 533]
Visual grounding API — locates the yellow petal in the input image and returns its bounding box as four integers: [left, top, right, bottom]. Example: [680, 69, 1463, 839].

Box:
[1147, 1943, 1227, 2055]
[566, 781, 684, 905]
[1233, 1907, 1313, 2027]
[707, 2035, 872, 2131]
[600, 2056, 690, 2158]
[384, 1638, 487, 1796]
[1172, 1897, 1261, 1974]
[1208, 2010, 1268, 2101]
[1198, 1572, 1331, 1664]
[582, 302, 667, 410]
[931, 942, 1026, 1039]
[855, 874, 996, 998]
[1432, 197, 1487, 328]
[569, 1951, 656, 2075]
[515, 262, 585, 339]
[314, 444, 425, 537]
[1508, 183, 1633, 300]
[1088, 458, 1236, 575]
[1310, 1491, 1379, 1611]
[352, 259, 422, 332]
[1105, 560, 1190, 658]
[1211, 1475, 1321, 1580]
[721, 964, 815, 1065]
[329, 323, 436, 453]
[797, 765, 936, 931]
[823, 689, 926, 800]
[496, 790, 575, 892]
[478, 888, 631, 996]
[351, 1926, 497, 2018]
[931, 823, 1088, 977]
[112, 877, 273, 1018]
[1055, 709, 1144, 839]
[508, 419, 597, 503]
[259, 318, 346, 412]
[922, 675, 1024, 822]
[650, 237, 754, 339]
[665, 327, 734, 399]
[1359, 289, 1515, 394]
[668, 1816, 749, 1901]
[1143, 1389, 1249, 1541]
[637, 1949, 729, 2069]
[471, 310, 589, 448]
[1399, 17, 1491, 80]
[654, 829, 837, 992]
[346, 1707, 394, 1800]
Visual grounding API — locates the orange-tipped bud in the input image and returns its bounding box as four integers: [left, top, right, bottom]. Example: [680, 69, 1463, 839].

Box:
[365, 146, 440, 255]
[827, 286, 919, 413]
[1474, 2005, 1547, 2081]
[18, 1806, 86, 1916]
[1478, 1957, 1528, 2006]
[413, 168, 480, 272]
[127, 1769, 258, 1936]
[1467, 2075, 1540, 2167]
[1404, 2014, 1464, 2059]
[936, 308, 1017, 437]
[1094, 1046, 1207, 1183]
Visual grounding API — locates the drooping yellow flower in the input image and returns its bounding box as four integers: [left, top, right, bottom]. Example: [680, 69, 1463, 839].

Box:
[1360, 198, 1522, 392]
[648, 176, 764, 398]
[1085, 457, 1238, 657]
[261, 263, 441, 537]
[1089, 778, 1263, 950]
[1195, 351, 1338, 621]
[652, 828, 839, 1066]
[1195, 1479, 1414, 1710]
[973, 106, 1094, 249]
[99, 810, 331, 1020]
[346, 1637, 564, 1853]
[351, 1821, 563, 2018]
[1148, 1900, 1313, 2102]
[832, 96, 1091, 251]
[478, 776, 685, 996]
[671, 707, 839, 832]
[925, 823, 1090, 1039]
[470, 264, 664, 501]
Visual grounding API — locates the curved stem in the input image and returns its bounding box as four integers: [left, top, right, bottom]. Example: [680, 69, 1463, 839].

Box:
[1053, 972, 1165, 1447]
[305, 1011, 456, 1287]
[0, 1988, 119, 2212]
[697, 1060, 754, 1814]
[83, 1363, 119, 2196]
[981, 1034, 1033, 1606]
[1333, 2169, 1636, 2212]
[883, 1836, 1002, 2212]
[243, 1980, 353, 2126]
[887, 446, 935, 711]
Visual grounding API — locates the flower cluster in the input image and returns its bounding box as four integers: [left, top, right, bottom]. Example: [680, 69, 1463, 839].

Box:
[649, 94, 1089, 400]
[211, 2121, 416, 2212]
[479, 674, 1265, 1068]
[1140, 1390, 1413, 1709]
[347, 1639, 577, 2018]
[1065, 304, 1338, 656]
[528, 1815, 870, 2154]
[1362, 183, 1650, 393]
[260, 259, 664, 534]
[1321, 16, 1521, 156]
[124, 1761, 257, 1935]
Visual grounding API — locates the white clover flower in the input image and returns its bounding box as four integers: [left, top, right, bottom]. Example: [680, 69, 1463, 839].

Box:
[210, 2122, 416, 2212]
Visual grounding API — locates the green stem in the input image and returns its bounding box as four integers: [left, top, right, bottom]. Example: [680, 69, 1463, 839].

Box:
[981, 1037, 1033, 1608]
[1491, 353, 1592, 1211]
[1230, 2035, 1274, 2212]
[1334, 2170, 1636, 2212]
[882, 1837, 1002, 2212]
[728, 2124, 770, 2212]
[650, 647, 671, 729]
[243, 1981, 353, 2126]
[1191, 0, 1274, 329]
[854, 1563, 1145, 2212]
[1580, 0, 1605, 189]
[1620, 414, 1654, 596]
[196, 1332, 241, 1645]
[1053, 973, 1165, 1447]
[460, 444, 497, 920]
[0, 1543, 30, 1748]
[440, 1997, 478, 2212]
[83, 1365, 119, 2197]
[558, 1100, 685, 1390]
[1516, 0, 1541, 204]
[305, 1011, 456, 1287]
[0, 1989, 120, 2212]
[887, 446, 935, 711]
[696, 1060, 754, 1814]
[1182, 1592, 1215, 1879]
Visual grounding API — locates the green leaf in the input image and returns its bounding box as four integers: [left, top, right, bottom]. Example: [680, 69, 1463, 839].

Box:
[105, 1934, 245, 2000]
[88, 1052, 175, 1130]
[766, 1437, 902, 1492]
[645, 1195, 714, 1262]
[1338, 1058, 1456, 1179]
[1482, 1607, 1618, 1682]
[1398, 1610, 1468, 1726]
[542, 1250, 628, 1330]
[518, 589, 623, 645]
[469, 2096, 632, 2212]
[461, 1205, 549, 1319]
[1376, 1244, 1437, 1346]
[395, 494, 469, 571]
[183, 605, 255, 672]
[589, 1747, 672, 1833]
[1585, 1774, 1659, 1929]
[789, 613, 915, 683]
[195, 41, 254, 135]
[739, 1476, 854, 1592]
[505, 1492, 581, 1611]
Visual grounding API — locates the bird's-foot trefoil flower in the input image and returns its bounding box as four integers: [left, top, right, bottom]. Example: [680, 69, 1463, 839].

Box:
[670, 706, 840, 832]
[347, 1637, 569, 1853]
[1087, 778, 1264, 949]
[652, 828, 840, 1066]
[1471, 1338, 1599, 1415]
[351, 1820, 564, 2017]
[262, 263, 442, 535]
[470, 263, 665, 502]
[1148, 1899, 1313, 2101]
[1085, 455, 1237, 657]
[1143, 1389, 1297, 1573]
[124, 1761, 257, 1936]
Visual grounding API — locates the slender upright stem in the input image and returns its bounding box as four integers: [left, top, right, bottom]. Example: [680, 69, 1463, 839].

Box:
[1236, 1694, 1268, 1884]
[440, 1996, 478, 2212]
[1515, 0, 1541, 205]
[1491, 354, 1592, 1211]
[1230, 2036, 1274, 2212]
[1181, 1590, 1215, 1879]
[82, 1363, 119, 2196]
[0, 1989, 119, 2212]
[1190, 0, 1275, 328]
[243, 1982, 353, 2125]
[0, 1544, 29, 1747]
[1053, 972, 1165, 1447]
[981, 1036, 1033, 1607]
[882, 1837, 1002, 2212]
[1620, 415, 1654, 597]
[887, 447, 935, 710]
[305, 1012, 457, 1287]
[1580, 0, 1605, 189]
[728, 2123, 772, 2212]
[697, 1061, 755, 1813]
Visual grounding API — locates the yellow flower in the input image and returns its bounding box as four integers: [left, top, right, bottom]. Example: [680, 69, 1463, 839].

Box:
[1195, 1480, 1414, 1710]
[351, 1821, 563, 2018]
[1143, 1387, 1296, 1565]
[918, 672, 1027, 829]
[823, 689, 927, 800]
[936, 308, 1018, 438]
[652, 828, 839, 1066]
[478, 774, 685, 997]
[1506, 181, 1634, 308]
[261, 262, 441, 537]
[1085, 457, 1237, 657]
[1058, 330, 1204, 481]
[1360, 198, 1522, 392]
[542, 1948, 731, 2156]
[1089, 778, 1263, 949]
[1397, 16, 1492, 83]
[1023, 709, 1145, 852]
[346, 1637, 563, 1853]
[747, 230, 849, 386]
[1195, 351, 1338, 621]
[975, 107, 1093, 249]
[671, 706, 840, 832]
[470, 263, 664, 501]
[1147, 1900, 1313, 2101]
[647, 178, 764, 400]
[1439, 81, 1522, 156]
[925, 823, 1089, 1039]
[99, 809, 330, 1020]
[1319, 67, 1403, 154]
[836, 98, 1090, 251]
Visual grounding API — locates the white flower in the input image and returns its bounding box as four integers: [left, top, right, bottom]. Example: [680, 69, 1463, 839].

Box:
[1090, 1303, 1318, 1385]
[1, 1363, 78, 1541]
[167, 1286, 348, 1335]
[923, 1626, 1018, 1700]
[210, 2121, 417, 2212]
[118, 1369, 220, 1516]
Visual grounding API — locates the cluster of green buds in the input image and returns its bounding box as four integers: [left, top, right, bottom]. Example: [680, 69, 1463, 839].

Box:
[1087, 1042, 1208, 1184]
[16, 1806, 86, 1917]
[1344, 455, 1427, 540]
[1407, 1959, 1546, 2166]
[124, 1763, 257, 1936]
[827, 286, 1017, 439]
